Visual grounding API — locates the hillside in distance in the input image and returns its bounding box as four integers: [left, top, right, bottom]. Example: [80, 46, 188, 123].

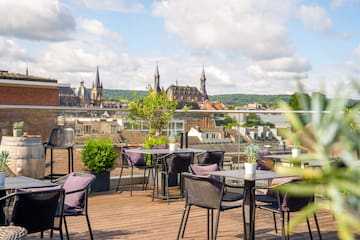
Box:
[103, 89, 291, 106]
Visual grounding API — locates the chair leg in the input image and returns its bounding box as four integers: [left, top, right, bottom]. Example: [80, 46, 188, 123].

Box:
[85, 213, 94, 240]
[70, 147, 74, 172]
[177, 203, 190, 240]
[286, 212, 290, 240]
[213, 209, 221, 240]
[59, 227, 64, 240]
[166, 173, 170, 204]
[279, 210, 286, 240]
[116, 165, 124, 192]
[273, 212, 278, 233]
[130, 167, 134, 196]
[142, 168, 147, 190]
[152, 166, 157, 201]
[50, 148, 54, 182]
[306, 217, 313, 240]
[207, 209, 210, 240]
[67, 148, 71, 174]
[314, 213, 322, 239]
[181, 205, 192, 238]
[64, 216, 70, 240]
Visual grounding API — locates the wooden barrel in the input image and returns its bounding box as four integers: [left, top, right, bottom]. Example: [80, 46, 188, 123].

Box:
[0, 136, 45, 179]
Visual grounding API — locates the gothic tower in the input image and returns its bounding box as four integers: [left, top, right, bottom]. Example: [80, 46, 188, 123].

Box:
[154, 61, 161, 93]
[200, 66, 208, 100]
[91, 65, 103, 107]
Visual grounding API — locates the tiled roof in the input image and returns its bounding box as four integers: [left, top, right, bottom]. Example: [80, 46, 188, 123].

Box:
[0, 71, 57, 83]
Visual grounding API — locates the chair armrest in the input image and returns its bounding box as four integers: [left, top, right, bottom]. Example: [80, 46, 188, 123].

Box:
[0, 193, 16, 202]
[65, 187, 89, 195]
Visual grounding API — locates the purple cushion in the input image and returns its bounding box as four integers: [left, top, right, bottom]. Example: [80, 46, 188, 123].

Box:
[124, 148, 146, 166]
[189, 164, 219, 176]
[257, 149, 272, 170]
[63, 173, 94, 213]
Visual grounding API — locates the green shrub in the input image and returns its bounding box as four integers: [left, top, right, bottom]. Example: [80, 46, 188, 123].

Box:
[82, 138, 116, 173]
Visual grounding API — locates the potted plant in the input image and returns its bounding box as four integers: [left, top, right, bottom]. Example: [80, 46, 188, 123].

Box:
[291, 141, 301, 158]
[0, 151, 9, 185]
[82, 138, 117, 192]
[168, 133, 178, 152]
[12, 121, 24, 137]
[244, 144, 260, 176]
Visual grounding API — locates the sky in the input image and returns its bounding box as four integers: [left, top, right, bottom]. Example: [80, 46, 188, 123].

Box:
[0, 0, 359, 98]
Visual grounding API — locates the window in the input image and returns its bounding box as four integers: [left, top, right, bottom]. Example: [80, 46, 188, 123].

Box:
[84, 125, 92, 134]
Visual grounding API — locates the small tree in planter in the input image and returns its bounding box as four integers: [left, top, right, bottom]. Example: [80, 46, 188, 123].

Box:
[244, 144, 260, 176]
[13, 121, 24, 137]
[82, 138, 117, 192]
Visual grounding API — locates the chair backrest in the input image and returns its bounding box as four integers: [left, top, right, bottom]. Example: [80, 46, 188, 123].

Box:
[10, 188, 65, 234]
[165, 152, 194, 173]
[122, 147, 146, 167]
[61, 172, 96, 214]
[189, 163, 219, 175]
[280, 179, 314, 212]
[182, 172, 223, 209]
[198, 150, 225, 167]
[47, 127, 75, 148]
[256, 149, 273, 170]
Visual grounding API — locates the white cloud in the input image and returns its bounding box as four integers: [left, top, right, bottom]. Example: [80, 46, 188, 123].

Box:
[0, 38, 30, 61]
[78, 18, 124, 44]
[331, 0, 360, 9]
[331, 0, 346, 9]
[257, 56, 311, 73]
[0, 0, 75, 41]
[298, 5, 333, 33]
[153, 0, 296, 60]
[353, 44, 360, 57]
[76, 0, 145, 13]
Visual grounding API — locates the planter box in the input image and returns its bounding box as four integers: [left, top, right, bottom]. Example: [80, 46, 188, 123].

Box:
[91, 170, 110, 192]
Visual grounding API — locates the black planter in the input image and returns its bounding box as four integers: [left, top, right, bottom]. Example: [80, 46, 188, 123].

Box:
[90, 170, 110, 192]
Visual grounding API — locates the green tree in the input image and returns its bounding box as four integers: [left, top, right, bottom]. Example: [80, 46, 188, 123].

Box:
[288, 92, 311, 110]
[128, 87, 177, 138]
[222, 116, 238, 128]
[243, 113, 261, 127]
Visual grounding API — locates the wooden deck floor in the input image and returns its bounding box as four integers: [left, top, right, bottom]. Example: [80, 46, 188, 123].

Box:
[23, 149, 357, 239]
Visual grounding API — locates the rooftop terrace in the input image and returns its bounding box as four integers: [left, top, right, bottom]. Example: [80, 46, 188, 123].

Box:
[22, 149, 359, 239]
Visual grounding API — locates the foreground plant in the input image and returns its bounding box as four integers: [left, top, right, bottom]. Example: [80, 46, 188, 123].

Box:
[277, 83, 360, 240]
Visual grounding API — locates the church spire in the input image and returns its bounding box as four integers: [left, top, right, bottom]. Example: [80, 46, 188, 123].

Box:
[25, 65, 29, 76]
[95, 65, 101, 88]
[154, 61, 161, 93]
[200, 66, 208, 100]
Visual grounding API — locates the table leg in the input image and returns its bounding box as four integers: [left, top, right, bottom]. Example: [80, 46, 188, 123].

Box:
[242, 179, 255, 240]
[0, 190, 6, 225]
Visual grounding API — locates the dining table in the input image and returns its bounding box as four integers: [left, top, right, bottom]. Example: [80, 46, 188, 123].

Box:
[263, 154, 323, 168]
[125, 147, 206, 199]
[208, 169, 296, 240]
[0, 176, 58, 225]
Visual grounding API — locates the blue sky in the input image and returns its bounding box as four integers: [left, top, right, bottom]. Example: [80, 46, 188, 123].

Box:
[0, 0, 359, 98]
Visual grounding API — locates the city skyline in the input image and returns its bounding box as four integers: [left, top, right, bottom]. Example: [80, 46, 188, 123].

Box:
[0, 0, 359, 98]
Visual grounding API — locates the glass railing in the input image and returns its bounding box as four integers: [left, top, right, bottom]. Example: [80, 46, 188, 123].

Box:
[0, 105, 294, 167]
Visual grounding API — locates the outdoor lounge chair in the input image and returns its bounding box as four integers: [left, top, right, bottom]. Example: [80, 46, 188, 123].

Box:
[54, 172, 96, 240]
[160, 152, 194, 204]
[116, 146, 155, 196]
[197, 150, 225, 168]
[177, 172, 243, 240]
[0, 187, 65, 239]
[254, 179, 321, 240]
